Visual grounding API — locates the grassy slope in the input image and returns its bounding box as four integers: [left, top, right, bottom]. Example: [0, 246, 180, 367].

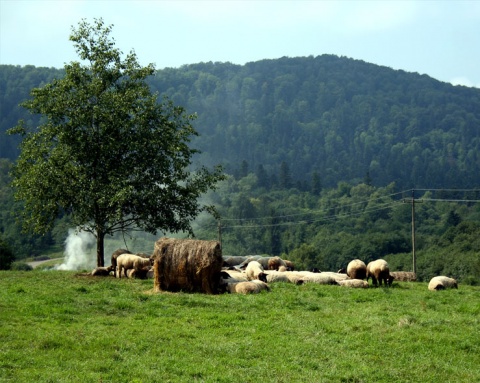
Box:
[0, 271, 479, 383]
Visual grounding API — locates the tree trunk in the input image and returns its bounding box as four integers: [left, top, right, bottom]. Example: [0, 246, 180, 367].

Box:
[96, 231, 105, 267]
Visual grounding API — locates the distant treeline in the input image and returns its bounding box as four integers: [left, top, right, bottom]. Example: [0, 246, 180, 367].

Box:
[2, 55, 480, 190]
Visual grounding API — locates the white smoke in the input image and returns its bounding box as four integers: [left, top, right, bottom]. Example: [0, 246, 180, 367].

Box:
[55, 229, 96, 270]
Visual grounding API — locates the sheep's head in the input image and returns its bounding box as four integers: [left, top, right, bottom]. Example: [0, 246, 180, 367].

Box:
[257, 272, 268, 283]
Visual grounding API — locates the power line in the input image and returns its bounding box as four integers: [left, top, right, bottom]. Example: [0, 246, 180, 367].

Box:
[195, 188, 480, 231]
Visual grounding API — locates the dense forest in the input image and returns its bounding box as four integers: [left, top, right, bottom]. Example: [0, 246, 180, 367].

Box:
[1, 56, 479, 282]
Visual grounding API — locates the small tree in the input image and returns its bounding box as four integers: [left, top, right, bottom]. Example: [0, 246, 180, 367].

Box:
[8, 19, 224, 266]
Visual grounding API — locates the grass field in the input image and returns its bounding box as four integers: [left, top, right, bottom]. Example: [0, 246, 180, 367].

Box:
[0, 270, 479, 383]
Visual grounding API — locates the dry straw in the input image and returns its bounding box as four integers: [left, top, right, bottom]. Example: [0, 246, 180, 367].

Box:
[152, 237, 223, 294]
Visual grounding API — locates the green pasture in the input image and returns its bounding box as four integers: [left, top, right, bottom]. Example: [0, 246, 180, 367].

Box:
[0, 270, 479, 383]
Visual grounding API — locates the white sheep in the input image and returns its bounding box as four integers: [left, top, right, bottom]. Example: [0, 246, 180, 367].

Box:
[337, 279, 369, 288]
[366, 259, 393, 287]
[245, 261, 266, 281]
[225, 280, 270, 294]
[111, 248, 132, 278]
[319, 271, 350, 282]
[346, 259, 367, 280]
[223, 269, 249, 282]
[296, 271, 338, 285]
[428, 276, 458, 291]
[265, 271, 304, 285]
[116, 253, 153, 279]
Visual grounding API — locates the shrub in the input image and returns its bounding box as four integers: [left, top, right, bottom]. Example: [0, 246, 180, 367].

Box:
[0, 237, 15, 270]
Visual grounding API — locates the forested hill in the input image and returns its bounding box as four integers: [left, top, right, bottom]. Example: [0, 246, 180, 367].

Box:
[2, 55, 480, 189]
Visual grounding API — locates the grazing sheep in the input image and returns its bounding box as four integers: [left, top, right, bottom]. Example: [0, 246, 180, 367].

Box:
[111, 248, 132, 278]
[91, 265, 114, 276]
[337, 279, 369, 288]
[366, 259, 393, 287]
[226, 280, 270, 294]
[117, 253, 153, 279]
[390, 271, 417, 282]
[428, 276, 458, 291]
[246, 261, 266, 281]
[346, 259, 367, 280]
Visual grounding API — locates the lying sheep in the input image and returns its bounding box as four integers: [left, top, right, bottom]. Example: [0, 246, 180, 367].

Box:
[225, 280, 270, 294]
[346, 259, 367, 280]
[111, 248, 132, 278]
[296, 271, 338, 285]
[366, 259, 394, 287]
[117, 253, 153, 278]
[245, 261, 267, 282]
[222, 255, 250, 268]
[337, 279, 369, 288]
[283, 260, 295, 271]
[237, 255, 263, 269]
[222, 269, 249, 283]
[320, 271, 350, 282]
[428, 276, 458, 291]
[265, 271, 304, 285]
[127, 267, 151, 279]
[91, 265, 114, 276]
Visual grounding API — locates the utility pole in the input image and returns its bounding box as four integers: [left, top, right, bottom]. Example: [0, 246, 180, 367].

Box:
[411, 189, 416, 274]
[403, 190, 422, 274]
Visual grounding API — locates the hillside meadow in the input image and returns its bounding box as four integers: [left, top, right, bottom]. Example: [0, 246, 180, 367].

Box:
[0, 270, 479, 383]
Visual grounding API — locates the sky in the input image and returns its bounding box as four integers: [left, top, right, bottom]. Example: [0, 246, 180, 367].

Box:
[1, 0, 479, 88]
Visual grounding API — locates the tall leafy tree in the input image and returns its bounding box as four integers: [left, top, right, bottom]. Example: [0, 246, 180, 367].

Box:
[8, 19, 224, 266]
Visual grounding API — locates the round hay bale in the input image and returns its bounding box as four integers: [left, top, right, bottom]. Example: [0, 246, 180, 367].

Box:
[152, 237, 223, 294]
[390, 271, 417, 282]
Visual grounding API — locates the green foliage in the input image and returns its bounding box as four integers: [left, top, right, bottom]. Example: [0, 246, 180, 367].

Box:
[2, 50, 480, 276]
[7, 19, 224, 266]
[1, 271, 479, 382]
[0, 236, 14, 270]
[10, 261, 33, 271]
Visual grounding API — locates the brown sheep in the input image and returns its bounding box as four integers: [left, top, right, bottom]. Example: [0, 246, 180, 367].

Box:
[366, 259, 394, 287]
[91, 265, 114, 276]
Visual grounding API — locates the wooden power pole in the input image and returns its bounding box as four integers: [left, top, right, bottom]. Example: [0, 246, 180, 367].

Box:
[403, 190, 422, 274]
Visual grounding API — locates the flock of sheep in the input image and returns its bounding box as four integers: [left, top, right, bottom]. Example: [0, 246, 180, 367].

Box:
[90, 247, 458, 294]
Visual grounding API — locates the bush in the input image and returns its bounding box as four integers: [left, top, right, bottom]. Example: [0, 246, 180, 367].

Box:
[10, 261, 33, 271]
[0, 237, 15, 270]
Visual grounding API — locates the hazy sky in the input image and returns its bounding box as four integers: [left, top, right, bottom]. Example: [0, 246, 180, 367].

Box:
[1, 0, 479, 87]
